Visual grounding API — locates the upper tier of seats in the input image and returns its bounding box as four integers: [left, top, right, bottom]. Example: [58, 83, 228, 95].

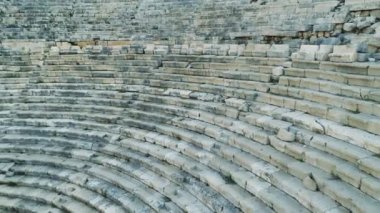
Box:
[1, 0, 379, 46]
[0, 40, 379, 212]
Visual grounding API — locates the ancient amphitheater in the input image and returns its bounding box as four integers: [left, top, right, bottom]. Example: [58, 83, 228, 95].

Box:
[0, 0, 380, 212]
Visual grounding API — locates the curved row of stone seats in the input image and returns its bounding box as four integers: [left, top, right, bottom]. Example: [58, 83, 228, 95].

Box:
[0, 42, 380, 211]
[0, 139, 214, 212]
[0, 150, 154, 212]
[44, 42, 377, 66]
[0, 69, 294, 211]
[0, 91, 310, 211]
[2, 46, 378, 152]
[0, 52, 248, 213]
[3, 47, 380, 161]
[1, 0, 140, 40]
[0, 124, 241, 212]
[1, 84, 378, 212]
[3, 121, 243, 211]
[124, 96, 380, 198]
[2, 0, 367, 41]
[0, 128, 247, 212]
[0, 195, 63, 213]
[0, 94, 274, 211]
[0, 173, 125, 213]
[0, 183, 96, 212]
[0, 117, 300, 210]
[0, 133, 187, 212]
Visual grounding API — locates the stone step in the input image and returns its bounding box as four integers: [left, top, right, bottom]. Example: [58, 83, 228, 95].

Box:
[30, 76, 125, 84]
[0, 72, 31, 78]
[0, 195, 63, 213]
[0, 184, 96, 213]
[278, 75, 380, 103]
[162, 55, 289, 67]
[44, 59, 161, 68]
[116, 72, 272, 93]
[0, 65, 36, 72]
[0, 78, 29, 84]
[41, 65, 153, 73]
[0, 118, 122, 134]
[319, 62, 372, 76]
[284, 67, 380, 89]
[162, 67, 272, 82]
[273, 84, 375, 117]
[0, 110, 121, 124]
[0, 126, 118, 144]
[0, 175, 126, 213]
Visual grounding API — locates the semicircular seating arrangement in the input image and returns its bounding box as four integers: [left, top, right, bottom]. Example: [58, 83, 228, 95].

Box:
[0, 39, 379, 213]
[0, 0, 380, 212]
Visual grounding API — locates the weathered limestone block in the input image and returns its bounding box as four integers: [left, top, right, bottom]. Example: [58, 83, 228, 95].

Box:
[361, 177, 380, 201]
[267, 45, 290, 58]
[316, 45, 333, 60]
[243, 44, 255, 56]
[303, 174, 318, 191]
[203, 44, 218, 55]
[144, 44, 155, 54]
[367, 25, 380, 53]
[225, 98, 250, 111]
[343, 23, 356, 32]
[129, 44, 144, 54]
[328, 45, 358, 63]
[217, 45, 230, 56]
[0, 163, 14, 173]
[188, 43, 203, 55]
[356, 16, 376, 30]
[369, 64, 380, 76]
[252, 44, 271, 57]
[90, 45, 104, 54]
[50, 46, 60, 56]
[358, 157, 380, 179]
[180, 44, 190, 55]
[154, 45, 169, 55]
[272, 66, 284, 76]
[2, 40, 45, 54]
[291, 45, 319, 61]
[277, 129, 296, 142]
[228, 44, 245, 56]
[171, 45, 181, 54]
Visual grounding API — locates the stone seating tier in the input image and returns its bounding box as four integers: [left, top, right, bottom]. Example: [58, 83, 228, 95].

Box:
[1, 0, 379, 49]
[0, 41, 379, 212]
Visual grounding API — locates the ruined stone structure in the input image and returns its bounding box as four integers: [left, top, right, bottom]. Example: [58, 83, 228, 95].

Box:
[0, 0, 380, 212]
